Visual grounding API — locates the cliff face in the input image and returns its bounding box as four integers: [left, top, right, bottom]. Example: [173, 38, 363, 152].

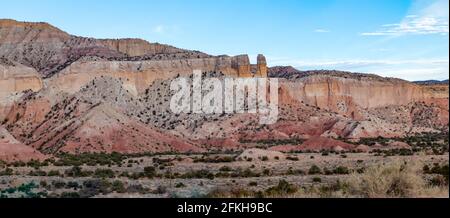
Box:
[279, 75, 448, 119]
[0, 61, 43, 120]
[45, 54, 264, 95]
[0, 62, 43, 94]
[256, 54, 268, 77]
[0, 19, 70, 43]
[99, 38, 186, 57]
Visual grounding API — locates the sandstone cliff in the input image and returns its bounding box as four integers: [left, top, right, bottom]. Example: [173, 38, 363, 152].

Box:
[272, 69, 448, 119]
[45, 54, 266, 95]
[99, 38, 186, 57]
[0, 60, 43, 120]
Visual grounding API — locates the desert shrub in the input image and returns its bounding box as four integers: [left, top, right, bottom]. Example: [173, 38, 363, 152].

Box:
[0, 168, 13, 176]
[143, 166, 156, 178]
[231, 168, 260, 178]
[126, 184, 148, 194]
[28, 170, 47, 176]
[66, 181, 80, 190]
[175, 182, 186, 188]
[154, 185, 167, 194]
[65, 166, 93, 177]
[374, 148, 414, 157]
[123, 172, 144, 180]
[0, 182, 45, 198]
[79, 179, 111, 197]
[219, 166, 232, 172]
[315, 180, 350, 198]
[60, 192, 80, 198]
[356, 168, 365, 174]
[55, 152, 125, 166]
[286, 168, 305, 175]
[207, 188, 255, 198]
[39, 181, 48, 188]
[111, 180, 126, 193]
[11, 161, 26, 167]
[193, 156, 235, 163]
[26, 160, 47, 169]
[260, 156, 269, 161]
[323, 168, 333, 175]
[52, 181, 66, 189]
[93, 169, 115, 178]
[152, 157, 173, 165]
[47, 170, 61, 177]
[262, 169, 272, 176]
[429, 175, 447, 187]
[423, 165, 430, 173]
[248, 181, 258, 186]
[265, 180, 298, 196]
[333, 166, 350, 175]
[424, 163, 449, 184]
[312, 177, 322, 183]
[346, 161, 445, 198]
[308, 165, 322, 175]
[182, 169, 215, 180]
[286, 156, 299, 161]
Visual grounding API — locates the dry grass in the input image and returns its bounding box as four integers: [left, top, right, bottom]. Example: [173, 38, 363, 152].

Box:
[207, 160, 449, 198]
[345, 160, 448, 198]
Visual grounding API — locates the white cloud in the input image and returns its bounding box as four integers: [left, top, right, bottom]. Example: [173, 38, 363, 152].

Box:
[362, 0, 449, 36]
[270, 58, 448, 67]
[152, 24, 180, 35]
[268, 57, 449, 81]
[314, 29, 330, 33]
[365, 67, 448, 81]
[153, 25, 165, 34]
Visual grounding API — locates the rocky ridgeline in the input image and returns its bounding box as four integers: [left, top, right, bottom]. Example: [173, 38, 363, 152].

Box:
[270, 67, 406, 83]
[0, 19, 197, 77]
[0, 19, 267, 80]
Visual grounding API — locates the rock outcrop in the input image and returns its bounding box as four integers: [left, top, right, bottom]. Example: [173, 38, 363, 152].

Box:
[0, 60, 43, 120]
[0, 61, 42, 95]
[256, 54, 268, 77]
[99, 38, 185, 57]
[276, 72, 448, 119]
[45, 54, 267, 95]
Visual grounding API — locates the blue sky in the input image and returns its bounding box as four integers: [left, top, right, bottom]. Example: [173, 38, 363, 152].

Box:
[1, 0, 448, 81]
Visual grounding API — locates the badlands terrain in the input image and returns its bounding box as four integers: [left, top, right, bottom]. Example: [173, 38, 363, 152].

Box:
[0, 19, 448, 198]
